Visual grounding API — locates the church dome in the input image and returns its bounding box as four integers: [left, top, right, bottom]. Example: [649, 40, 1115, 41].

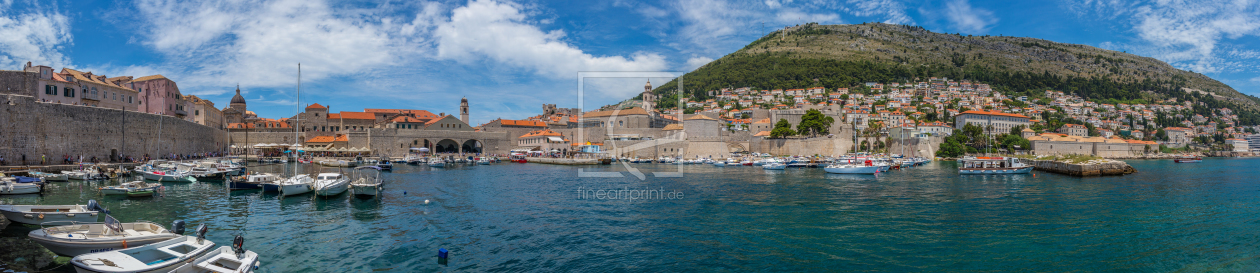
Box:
[230, 86, 246, 104]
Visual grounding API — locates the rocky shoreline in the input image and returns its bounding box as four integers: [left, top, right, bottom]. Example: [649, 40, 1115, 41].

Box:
[1018, 158, 1137, 177]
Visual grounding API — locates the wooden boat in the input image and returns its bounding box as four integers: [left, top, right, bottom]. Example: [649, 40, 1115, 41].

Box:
[313, 172, 349, 196]
[70, 224, 215, 273]
[350, 167, 382, 197]
[958, 157, 1033, 175]
[28, 217, 180, 256]
[0, 201, 106, 225]
[100, 181, 161, 195]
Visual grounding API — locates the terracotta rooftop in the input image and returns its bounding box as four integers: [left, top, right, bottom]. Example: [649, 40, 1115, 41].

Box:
[521, 129, 563, 138]
[336, 112, 376, 120]
[662, 124, 684, 131]
[391, 116, 425, 123]
[499, 119, 547, 127]
[685, 114, 717, 121]
[959, 110, 1029, 119]
[306, 103, 327, 109]
[132, 74, 168, 82]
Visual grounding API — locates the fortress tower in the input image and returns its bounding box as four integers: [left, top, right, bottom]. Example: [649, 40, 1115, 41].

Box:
[460, 97, 469, 124]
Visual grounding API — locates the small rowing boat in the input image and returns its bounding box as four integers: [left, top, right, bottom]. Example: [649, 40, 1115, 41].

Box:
[70, 224, 215, 273]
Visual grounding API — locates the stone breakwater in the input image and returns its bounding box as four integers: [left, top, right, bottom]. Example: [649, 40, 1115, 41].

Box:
[1019, 158, 1137, 177]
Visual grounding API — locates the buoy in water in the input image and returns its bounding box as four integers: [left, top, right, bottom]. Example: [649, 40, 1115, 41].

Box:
[403, 191, 407, 195]
[424, 199, 430, 205]
[438, 248, 449, 259]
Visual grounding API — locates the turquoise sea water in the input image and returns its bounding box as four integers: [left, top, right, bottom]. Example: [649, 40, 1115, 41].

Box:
[3, 158, 1260, 272]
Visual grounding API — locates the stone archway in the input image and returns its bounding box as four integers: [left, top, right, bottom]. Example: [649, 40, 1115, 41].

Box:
[436, 139, 459, 153]
[726, 142, 747, 153]
[462, 139, 482, 154]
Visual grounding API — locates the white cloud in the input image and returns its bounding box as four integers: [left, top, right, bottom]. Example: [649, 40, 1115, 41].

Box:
[843, 0, 914, 25]
[943, 0, 996, 34]
[0, 1, 71, 69]
[434, 0, 668, 79]
[1073, 1, 1260, 74]
[685, 56, 714, 70]
[671, 0, 843, 54]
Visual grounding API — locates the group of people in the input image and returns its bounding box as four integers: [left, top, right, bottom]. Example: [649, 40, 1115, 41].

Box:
[0, 151, 228, 167]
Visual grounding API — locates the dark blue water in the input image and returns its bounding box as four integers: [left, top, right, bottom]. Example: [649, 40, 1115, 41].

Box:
[3, 159, 1260, 272]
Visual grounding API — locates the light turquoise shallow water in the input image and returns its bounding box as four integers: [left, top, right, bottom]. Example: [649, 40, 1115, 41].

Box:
[3, 158, 1260, 272]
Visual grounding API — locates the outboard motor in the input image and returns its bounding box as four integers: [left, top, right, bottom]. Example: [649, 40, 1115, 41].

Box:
[232, 235, 246, 257]
[171, 220, 186, 235]
[86, 200, 109, 214]
[195, 223, 208, 244]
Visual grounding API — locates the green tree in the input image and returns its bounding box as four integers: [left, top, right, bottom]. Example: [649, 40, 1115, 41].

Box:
[796, 109, 835, 137]
[769, 119, 796, 138]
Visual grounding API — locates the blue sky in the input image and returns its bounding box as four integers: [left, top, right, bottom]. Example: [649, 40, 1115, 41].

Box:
[2, 0, 1260, 124]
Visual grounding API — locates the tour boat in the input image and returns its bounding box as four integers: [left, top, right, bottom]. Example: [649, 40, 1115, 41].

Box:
[350, 166, 382, 197]
[1174, 157, 1202, 163]
[313, 172, 349, 196]
[713, 161, 726, 167]
[958, 157, 1033, 175]
[376, 160, 393, 171]
[70, 224, 215, 273]
[277, 174, 314, 197]
[100, 181, 162, 195]
[169, 242, 260, 273]
[0, 200, 106, 225]
[823, 164, 882, 174]
[29, 171, 70, 182]
[509, 153, 527, 163]
[28, 217, 181, 256]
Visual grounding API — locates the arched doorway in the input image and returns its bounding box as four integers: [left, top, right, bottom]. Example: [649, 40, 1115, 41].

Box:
[436, 139, 459, 153]
[462, 139, 482, 154]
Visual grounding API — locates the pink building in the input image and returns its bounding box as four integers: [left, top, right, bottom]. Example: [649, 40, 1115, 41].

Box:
[132, 75, 187, 118]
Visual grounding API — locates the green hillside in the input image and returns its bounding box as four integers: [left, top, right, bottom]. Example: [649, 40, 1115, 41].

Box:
[651, 22, 1260, 125]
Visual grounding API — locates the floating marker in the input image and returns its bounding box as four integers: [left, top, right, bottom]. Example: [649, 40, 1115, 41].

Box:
[438, 248, 449, 259]
[403, 191, 407, 195]
[424, 199, 430, 205]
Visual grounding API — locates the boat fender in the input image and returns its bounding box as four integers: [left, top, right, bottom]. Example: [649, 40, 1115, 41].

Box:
[172, 220, 186, 235]
[195, 223, 208, 244]
[24, 214, 33, 219]
[232, 235, 246, 257]
[122, 239, 127, 249]
[66, 213, 74, 217]
[39, 213, 44, 220]
[91, 212, 97, 216]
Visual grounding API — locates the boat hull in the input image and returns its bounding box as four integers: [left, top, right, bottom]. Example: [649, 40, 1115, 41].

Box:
[30, 233, 177, 257]
[0, 205, 98, 225]
[71, 236, 215, 273]
[142, 173, 195, 182]
[958, 166, 1033, 175]
[351, 184, 380, 196]
[279, 183, 313, 196]
[316, 183, 348, 196]
[823, 166, 882, 174]
[1, 183, 42, 195]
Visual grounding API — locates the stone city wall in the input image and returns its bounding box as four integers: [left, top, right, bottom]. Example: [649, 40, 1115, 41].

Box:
[0, 70, 38, 97]
[749, 137, 854, 156]
[888, 136, 944, 158]
[1, 94, 228, 164]
[1032, 140, 1158, 158]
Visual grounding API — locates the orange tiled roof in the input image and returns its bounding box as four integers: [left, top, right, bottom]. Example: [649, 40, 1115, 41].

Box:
[500, 119, 547, 127]
[391, 116, 425, 123]
[521, 129, 563, 138]
[307, 136, 335, 143]
[752, 131, 771, 137]
[960, 110, 1029, 119]
[337, 112, 376, 120]
[364, 109, 439, 118]
[306, 103, 327, 109]
[327, 113, 340, 119]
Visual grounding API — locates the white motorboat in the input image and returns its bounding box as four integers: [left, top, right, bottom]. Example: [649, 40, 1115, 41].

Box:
[0, 201, 106, 225]
[958, 157, 1033, 175]
[100, 181, 162, 195]
[28, 217, 181, 256]
[713, 161, 726, 167]
[277, 174, 314, 197]
[70, 224, 215, 273]
[29, 171, 70, 182]
[169, 243, 260, 273]
[350, 167, 382, 197]
[1, 179, 42, 195]
[823, 164, 882, 174]
[762, 162, 786, 170]
[428, 159, 446, 168]
[313, 172, 349, 196]
[140, 170, 196, 182]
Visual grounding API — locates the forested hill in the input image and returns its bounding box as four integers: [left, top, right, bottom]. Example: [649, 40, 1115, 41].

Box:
[650, 22, 1260, 125]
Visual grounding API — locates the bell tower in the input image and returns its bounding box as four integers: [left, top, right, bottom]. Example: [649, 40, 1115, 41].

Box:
[641, 80, 655, 113]
[460, 97, 469, 124]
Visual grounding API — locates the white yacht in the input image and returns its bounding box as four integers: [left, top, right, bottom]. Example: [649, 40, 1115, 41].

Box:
[313, 172, 349, 196]
[1, 179, 42, 195]
[823, 163, 882, 174]
[277, 174, 314, 197]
